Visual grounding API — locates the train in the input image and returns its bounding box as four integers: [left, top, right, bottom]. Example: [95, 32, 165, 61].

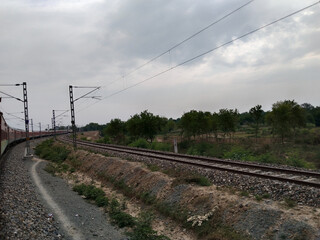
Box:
[0, 112, 68, 157]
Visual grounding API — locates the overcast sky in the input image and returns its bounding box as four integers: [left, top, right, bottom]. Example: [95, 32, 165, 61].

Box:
[1, 0, 319, 129]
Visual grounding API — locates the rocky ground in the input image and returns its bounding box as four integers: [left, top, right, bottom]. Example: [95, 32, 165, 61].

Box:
[0, 143, 62, 239]
[0, 140, 126, 240]
[95, 147, 320, 207]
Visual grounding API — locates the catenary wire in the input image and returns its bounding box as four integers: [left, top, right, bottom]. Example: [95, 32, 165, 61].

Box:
[76, 0, 320, 115]
[105, 0, 255, 87]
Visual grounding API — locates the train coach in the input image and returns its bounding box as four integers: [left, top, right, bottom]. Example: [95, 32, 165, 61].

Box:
[0, 112, 68, 157]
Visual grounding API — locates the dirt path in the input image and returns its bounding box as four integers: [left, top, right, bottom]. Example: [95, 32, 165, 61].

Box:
[28, 157, 126, 240]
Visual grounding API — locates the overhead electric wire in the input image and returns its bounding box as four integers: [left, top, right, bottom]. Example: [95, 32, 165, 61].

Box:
[76, 0, 319, 115]
[105, 0, 255, 87]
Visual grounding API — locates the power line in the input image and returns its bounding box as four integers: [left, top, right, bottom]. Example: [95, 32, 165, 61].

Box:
[108, 2, 320, 98]
[77, 0, 319, 114]
[105, 0, 255, 87]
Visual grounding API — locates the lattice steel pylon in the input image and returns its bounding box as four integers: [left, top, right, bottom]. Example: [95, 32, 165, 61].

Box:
[23, 82, 30, 155]
[69, 86, 77, 149]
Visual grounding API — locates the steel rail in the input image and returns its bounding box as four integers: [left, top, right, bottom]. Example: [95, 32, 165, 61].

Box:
[60, 137, 320, 188]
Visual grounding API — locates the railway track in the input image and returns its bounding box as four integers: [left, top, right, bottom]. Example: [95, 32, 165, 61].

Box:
[60, 137, 320, 188]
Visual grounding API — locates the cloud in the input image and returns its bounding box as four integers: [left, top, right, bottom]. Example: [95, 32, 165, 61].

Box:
[0, 0, 319, 128]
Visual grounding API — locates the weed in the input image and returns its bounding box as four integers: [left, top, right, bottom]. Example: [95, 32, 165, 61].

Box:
[146, 164, 161, 172]
[185, 175, 212, 186]
[240, 191, 249, 197]
[139, 192, 156, 205]
[44, 163, 58, 175]
[127, 212, 170, 240]
[95, 196, 109, 207]
[284, 198, 297, 208]
[255, 195, 263, 201]
[109, 198, 135, 228]
[35, 139, 70, 163]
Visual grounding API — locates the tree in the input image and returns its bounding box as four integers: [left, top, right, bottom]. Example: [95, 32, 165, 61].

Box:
[311, 107, 320, 127]
[218, 109, 239, 139]
[180, 110, 201, 139]
[104, 119, 125, 144]
[268, 100, 306, 143]
[301, 103, 315, 125]
[126, 110, 165, 143]
[249, 105, 264, 141]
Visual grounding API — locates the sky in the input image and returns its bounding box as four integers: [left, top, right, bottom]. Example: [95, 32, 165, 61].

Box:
[0, 0, 320, 130]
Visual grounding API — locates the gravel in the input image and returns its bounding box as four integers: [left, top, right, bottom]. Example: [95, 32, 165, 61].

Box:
[0, 140, 127, 240]
[77, 145, 320, 207]
[0, 143, 61, 239]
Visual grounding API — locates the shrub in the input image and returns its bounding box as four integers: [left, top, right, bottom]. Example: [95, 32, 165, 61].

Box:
[185, 175, 212, 186]
[95, 196, 109, 207]
[35, 139, 70, 163]
[73, 184, 88, 196]
[129, 138, 150, 149]
[128, 212, 170, 240]
[109, 198, 136, 228]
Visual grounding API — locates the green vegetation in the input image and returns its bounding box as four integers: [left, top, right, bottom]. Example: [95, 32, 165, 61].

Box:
[284, 198, 297, 208]
[72, 184, 169, 239]
[73, 183, 109, 207]
[91, 100, 319, 170]
[127, 212, 170, 240]
[35, 139, 70, 163]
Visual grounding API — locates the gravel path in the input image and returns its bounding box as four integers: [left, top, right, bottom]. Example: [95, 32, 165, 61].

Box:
[0, 140, 126, 240]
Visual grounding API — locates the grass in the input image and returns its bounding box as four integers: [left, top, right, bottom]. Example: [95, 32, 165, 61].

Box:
[35, 139, 70, 163]
[127, 212, 170, 240]
[185, 175, 212, 186]
[284, 198, 297, 208]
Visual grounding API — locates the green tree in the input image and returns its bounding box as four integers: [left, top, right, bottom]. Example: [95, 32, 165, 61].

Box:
[268, 100, 306, 143]
[218, 109, 239, 139]
[126, 110, 165, 143]
[180, 110, 202, 139]
[104, 119, 125, 144]
[249, 105, 264, 140]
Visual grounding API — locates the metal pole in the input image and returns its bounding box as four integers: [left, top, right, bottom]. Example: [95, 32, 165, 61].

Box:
[39, 122, 41, 138]
[69, 85, 77, 149]
[23, 82, 30, 155]
[52, 110, 56, 139]
[30, 119, 33, 141]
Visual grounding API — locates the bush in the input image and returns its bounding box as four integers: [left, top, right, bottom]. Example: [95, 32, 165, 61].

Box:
[128, 212, 169, 240]
[35, 139, 70, 163]
[129, 138, 150, 149]
[73, 184, 89, 196]
[109, 198, 136, 228]
[150, 142, 171, 152]
[73, 184, 105, 201]
[185, 175, 212, 186]
[95, 196, 109, 207]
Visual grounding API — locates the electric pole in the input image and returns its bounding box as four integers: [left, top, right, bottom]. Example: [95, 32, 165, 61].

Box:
[69, 86, 76, 149]
[22, 82, 30, 155]
[39, 122, 41, 137]
[52, 110, 56, 139]
[68, 85, 100, 149]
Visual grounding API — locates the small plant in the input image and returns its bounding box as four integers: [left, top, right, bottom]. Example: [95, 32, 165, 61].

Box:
[109, 198, 135, 228]
[185, 175, 212, 186]
[73, 184, 106, 202]
[146, 164, 161, 172]
[128, 212, 170, 240]
[284, 198, 297, 208]
[139, 192, 156, 205]
[95, 196, 109, 207]
[73, 183, 89, 195]
[44, 163, 59, 175]
[240, 191, 249, 197]
[255, 195, 263, 201]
